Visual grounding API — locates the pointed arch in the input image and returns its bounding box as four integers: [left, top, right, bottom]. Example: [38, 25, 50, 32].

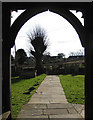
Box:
[9, 7, 85, 48]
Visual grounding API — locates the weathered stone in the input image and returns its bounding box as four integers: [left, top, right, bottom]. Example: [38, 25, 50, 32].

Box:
[17, 115, 49, 119]
[43, 108, 68, 115]
[50, 98, 68, 103]
[72, 104, 84, 114]
[80, 109, 85, 118]
[18, 109, 43, 116]
[49, 114, 82, 119]
[47, 103, 73, 109]
[67, 108, 77, 114]
[22, 104, 47, 109]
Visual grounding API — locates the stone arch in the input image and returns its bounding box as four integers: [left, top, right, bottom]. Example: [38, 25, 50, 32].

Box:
[9, 7, 85, 49]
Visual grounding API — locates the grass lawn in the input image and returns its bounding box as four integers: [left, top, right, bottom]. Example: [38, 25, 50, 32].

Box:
[11, 74, 46, 119]
[59, 74, 85, 104]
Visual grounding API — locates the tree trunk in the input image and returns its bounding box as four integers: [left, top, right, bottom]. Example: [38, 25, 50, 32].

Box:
[35, 56, 43, 75]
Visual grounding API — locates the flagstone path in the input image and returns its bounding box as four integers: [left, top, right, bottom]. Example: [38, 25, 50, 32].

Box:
[17, 75, 85, 120]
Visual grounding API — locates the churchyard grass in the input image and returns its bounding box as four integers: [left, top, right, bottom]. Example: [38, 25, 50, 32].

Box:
[11, 74, 46, 119]
[59, 74, 85, 104]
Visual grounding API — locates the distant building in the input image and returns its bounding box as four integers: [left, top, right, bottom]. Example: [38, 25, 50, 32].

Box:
[42, 55, 85, 75]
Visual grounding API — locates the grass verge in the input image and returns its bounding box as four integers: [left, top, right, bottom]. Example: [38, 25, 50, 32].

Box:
[59, 74, 85, 104]
[11, 74, 46, 119]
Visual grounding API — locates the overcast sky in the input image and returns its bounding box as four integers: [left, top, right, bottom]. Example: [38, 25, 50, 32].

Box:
[11, 9, 84, 58]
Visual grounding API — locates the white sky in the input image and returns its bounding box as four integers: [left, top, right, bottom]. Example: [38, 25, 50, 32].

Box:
[11, 9, 84, 58]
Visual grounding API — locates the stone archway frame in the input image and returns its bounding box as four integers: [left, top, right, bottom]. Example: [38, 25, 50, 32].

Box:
[9, 7, 85, 49]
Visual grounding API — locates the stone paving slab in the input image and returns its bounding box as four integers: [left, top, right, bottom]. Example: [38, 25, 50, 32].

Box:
[22, 104, 47, 109]
[49, 114, 82, 119]
[72, 104, 85, 118]
[67, 108, 78, 114]
[17, 115, 49, 119]
[72, 104, 84, 114]
[47, 103, 73, 109]
[80, 109, 84, 118]
[17, 75, 85, 119]
[43, 108, 68, 115]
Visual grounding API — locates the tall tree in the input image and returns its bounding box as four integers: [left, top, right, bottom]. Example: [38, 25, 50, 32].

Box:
[58, 53, 65, 59]
[15, 49, 27, 66]
[27, 25, 48, 75]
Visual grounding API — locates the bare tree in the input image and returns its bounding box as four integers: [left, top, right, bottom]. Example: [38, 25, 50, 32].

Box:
[69, 49, 84, 57]
[27, 25, 48, 75]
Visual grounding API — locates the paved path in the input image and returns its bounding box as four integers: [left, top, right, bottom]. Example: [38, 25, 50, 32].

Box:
[17, 75, 85, 120]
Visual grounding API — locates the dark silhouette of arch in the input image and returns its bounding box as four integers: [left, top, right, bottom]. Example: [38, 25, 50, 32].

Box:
[9, 8, 85, 48]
